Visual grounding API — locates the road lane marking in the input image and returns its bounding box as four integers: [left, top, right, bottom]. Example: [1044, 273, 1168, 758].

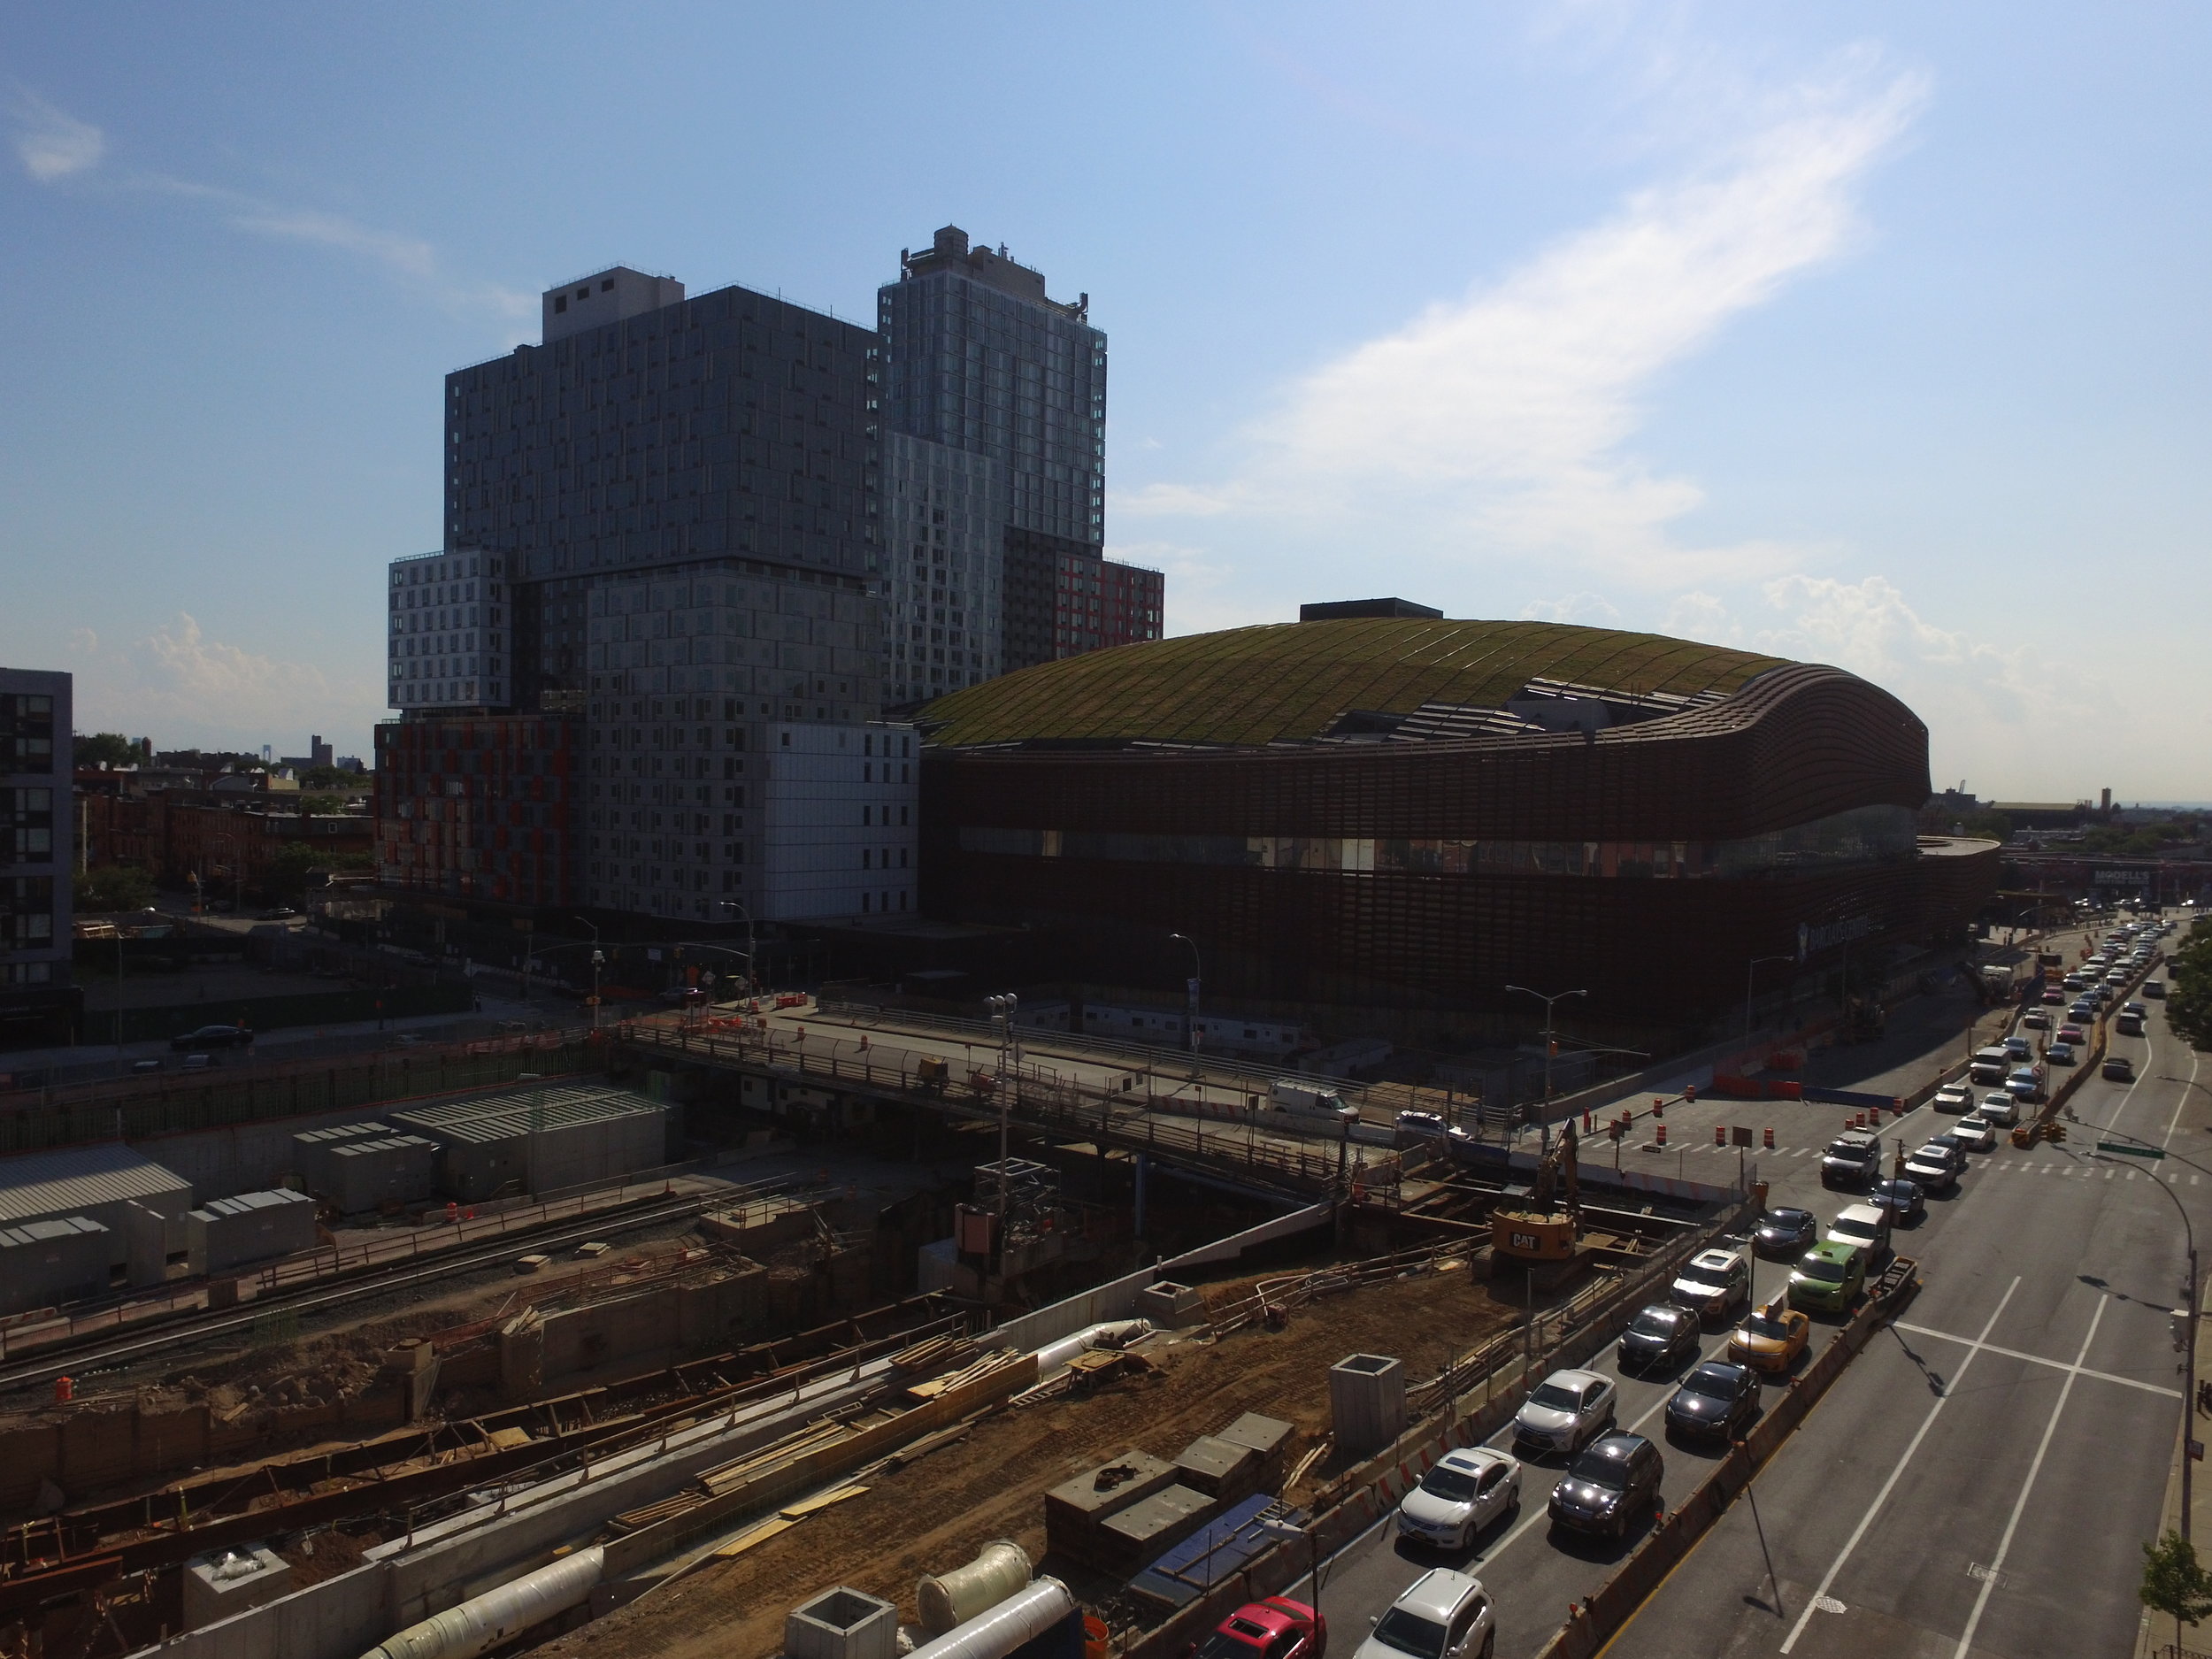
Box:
[2166, 1047, 2202, 1151]
[1948, 1296, 2109, 1657]
[1778, 1276, 2022, 1655]
[1890, 1320, 2178, 1397]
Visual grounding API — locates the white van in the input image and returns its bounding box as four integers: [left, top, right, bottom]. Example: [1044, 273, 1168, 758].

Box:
[1270, 1079, 1360, 1125]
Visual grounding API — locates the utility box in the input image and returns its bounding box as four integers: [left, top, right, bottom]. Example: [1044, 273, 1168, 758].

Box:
[0, 1216, 111, 1316]
[784, 1586, 899, 1659]
[1329, 1353, 1406, 1458]
[186, 1188, 319, 1275]
[182, 1547, 293, 1630]
[325, 1135, 439, 1213]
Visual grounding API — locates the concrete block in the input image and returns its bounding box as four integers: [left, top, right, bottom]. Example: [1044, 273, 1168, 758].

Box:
[1329, 1353, 1406, 1458]
[1136, 1279, 1206, 1328]
[785, 1586, 899, 1659]
[1173, 1434, 1263, 1502]
[182, 1547, 293, 1630]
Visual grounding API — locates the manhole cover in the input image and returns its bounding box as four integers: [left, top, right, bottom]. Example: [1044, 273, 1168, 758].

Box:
[1969, 1562, 2011, 1588]
[1813, 1595, 1847, 1615]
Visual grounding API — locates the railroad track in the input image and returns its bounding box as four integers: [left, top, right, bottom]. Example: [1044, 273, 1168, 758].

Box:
[0, 1174, 812, 1395]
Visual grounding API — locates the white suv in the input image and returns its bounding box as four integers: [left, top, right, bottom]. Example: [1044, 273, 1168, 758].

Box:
[1355, 1569, 1497, 1659]
[1670, 1248, 1752, 1322]
[1513, 1368, 1617, 1456]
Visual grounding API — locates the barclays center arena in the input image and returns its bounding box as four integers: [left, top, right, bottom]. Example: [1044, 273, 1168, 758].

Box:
[913, 604, 1998, 1037]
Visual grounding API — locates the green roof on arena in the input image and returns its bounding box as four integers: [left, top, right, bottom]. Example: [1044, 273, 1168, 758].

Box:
[920, 618, 1791, 749]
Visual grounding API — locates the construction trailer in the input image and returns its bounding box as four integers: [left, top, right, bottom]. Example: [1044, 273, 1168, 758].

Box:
[0, 1216, 112, 1314]
[186, 1187, 319, 1275]
[324, 1134, 440, 1213]
[291, 1122, 396, 1194]
[0, 1143, 194, 1267]
[392, 1083, 670, 1201]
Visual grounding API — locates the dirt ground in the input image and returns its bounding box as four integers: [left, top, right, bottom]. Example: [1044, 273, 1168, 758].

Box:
[549, 1262, 1525, 1659]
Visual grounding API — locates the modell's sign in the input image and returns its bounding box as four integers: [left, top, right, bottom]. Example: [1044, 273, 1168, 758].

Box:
[1796, 913, 1877, 961]
[2095, 869, 2153, 885]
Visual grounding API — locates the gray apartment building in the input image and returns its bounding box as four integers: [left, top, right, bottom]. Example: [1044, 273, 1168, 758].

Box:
[1, 667, 75, 1048]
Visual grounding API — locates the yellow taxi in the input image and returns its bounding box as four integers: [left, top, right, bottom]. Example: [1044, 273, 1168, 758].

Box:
[1728, 1302, 1810, 1375]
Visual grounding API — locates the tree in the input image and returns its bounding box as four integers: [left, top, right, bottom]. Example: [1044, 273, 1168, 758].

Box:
[303, 764, 371, 791]
[297, 794, 343, 817]
[73, 864, 155, 913]
[2142, 1529, 2212, 1653]
[2169, 918, 2212, 1054]
[74, 732, 141, 768]
[1962, 810, 2013, 842]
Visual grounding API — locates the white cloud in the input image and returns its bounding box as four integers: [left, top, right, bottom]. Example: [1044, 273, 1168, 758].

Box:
[12, 91, 104, 181]
[1117, 50, 1926, 590]
[1519, 592, 1622, 626]
[66, 615, 383, 753]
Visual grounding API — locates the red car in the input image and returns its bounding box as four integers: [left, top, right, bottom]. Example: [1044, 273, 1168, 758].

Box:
[1196, 1598, 1326, 1659]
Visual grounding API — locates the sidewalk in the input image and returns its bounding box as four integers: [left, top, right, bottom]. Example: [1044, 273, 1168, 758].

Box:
[2136, 1315, 2212, 1659]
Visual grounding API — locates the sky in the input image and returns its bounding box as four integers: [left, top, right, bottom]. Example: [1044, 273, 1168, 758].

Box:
[2, 3, 2207, 799]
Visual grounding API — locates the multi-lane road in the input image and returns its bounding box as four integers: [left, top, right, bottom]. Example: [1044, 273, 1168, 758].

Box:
[1293, 918, 2204, 1659]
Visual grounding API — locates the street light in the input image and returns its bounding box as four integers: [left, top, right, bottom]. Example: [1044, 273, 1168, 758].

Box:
[1169, 933, 1202, 1054]
[1745, 956, 1794, 1050]
[718, 899, 758, 996]
[572, 917, 603, 1031]
[1505, 985, 1588, 1151]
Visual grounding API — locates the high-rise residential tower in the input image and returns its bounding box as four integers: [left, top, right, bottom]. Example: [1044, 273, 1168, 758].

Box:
[878, 227, 1159, 703]
[379, 269, 913, 929]
[1, 667, 75, 1047]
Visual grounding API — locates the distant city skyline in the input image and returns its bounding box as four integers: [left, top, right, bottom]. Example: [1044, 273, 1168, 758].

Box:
[3, 4, 2207, 798]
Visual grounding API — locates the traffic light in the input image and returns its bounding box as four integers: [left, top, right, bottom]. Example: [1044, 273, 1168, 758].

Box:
[2176, 1308, 2192, 1354]
[2047, 1121, 2067, 1143]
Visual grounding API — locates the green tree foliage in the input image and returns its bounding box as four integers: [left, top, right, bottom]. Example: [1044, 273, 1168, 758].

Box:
[73, 864, 155, 913]
[261, 843, 374, 903]
[302, 764, 372, 791]
[73, 732, 141, 768]
[1962, 810, 2013, 841]
[296, 794, 343, 817]
[2168, 917, 2212, 1054]
[2141, 1527, 2212, 1652]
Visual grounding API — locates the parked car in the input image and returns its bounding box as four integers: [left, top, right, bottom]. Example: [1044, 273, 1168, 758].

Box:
[169, 1024, 252, 1052]
[130, 1057, 165, 1073]
[1617, 1304, 1701, 1374]
[1514, 1369, 1617, 1457]
[1789, 1242, 1867, 1315]
[1728, 1304, 1810, 1374]
[2104, 1056, 2135, 1082]
[1548, 1432, 1664, 1540]
[1752, 1207, 1818, 1256]
[1355, 1571, 1494, 1659]
[1201, 1598, 1327, 1659]
[1395, 1448, 1522, 1550]
[1669, 1248, 1752, 1323]
[1394, 1110, 1474, 1150]
[1665, 1361, 1761, 1442]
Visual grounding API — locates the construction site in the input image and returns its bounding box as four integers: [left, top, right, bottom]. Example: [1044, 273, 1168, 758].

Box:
[0, 1003, 1740, 1659]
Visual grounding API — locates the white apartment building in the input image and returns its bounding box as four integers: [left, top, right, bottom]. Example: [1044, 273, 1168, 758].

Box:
[388, 550, 511, 711]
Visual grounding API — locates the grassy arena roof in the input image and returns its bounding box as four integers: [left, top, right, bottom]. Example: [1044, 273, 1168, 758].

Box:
[921, 618, 1792, 749]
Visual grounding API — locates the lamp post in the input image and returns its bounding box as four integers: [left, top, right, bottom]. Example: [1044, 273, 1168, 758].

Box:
[1170, 933, 1202, 1054]
[984, 993, 1019, 1263]
[2101, 1146, 2198, 1539]
[572, 917, 603, 1031]
[1745, 955, 1793, 1051]
[1506, 985, 1587, 1152]
[717, 899, 758, 995]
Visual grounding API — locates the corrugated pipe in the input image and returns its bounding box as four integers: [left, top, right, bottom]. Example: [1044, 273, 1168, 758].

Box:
[1033, 1319, 1151, 1379]
[907, 1578, 1077, 1659]
[358, 1547, 604, 1659]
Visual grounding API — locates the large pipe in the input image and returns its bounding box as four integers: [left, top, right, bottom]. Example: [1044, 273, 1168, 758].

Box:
[907, 1578, 1077, 1659]
[918, 1540, 1032, 1635]
[1032, 1319, 1152, 1379]
[359, 1547, 604, 1659]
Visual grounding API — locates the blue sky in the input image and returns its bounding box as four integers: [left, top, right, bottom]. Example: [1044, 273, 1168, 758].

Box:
[3, 3, 2206, 798]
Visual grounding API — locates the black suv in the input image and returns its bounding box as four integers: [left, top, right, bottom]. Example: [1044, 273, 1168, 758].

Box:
[1548, 1432, 1664, 1540]
[1617, 1304, 1700, 1375]
[1665, 1362, 1761, 1442]
[170, 1024, 253, 1052]
[1820, 1133, 1882, 1187]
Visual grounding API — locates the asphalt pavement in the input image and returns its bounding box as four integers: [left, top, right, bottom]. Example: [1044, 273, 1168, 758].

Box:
[1293, 914, 2201, 1659]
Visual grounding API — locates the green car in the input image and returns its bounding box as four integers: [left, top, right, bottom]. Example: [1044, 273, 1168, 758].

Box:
[1789, 1242, 1866, 1315]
